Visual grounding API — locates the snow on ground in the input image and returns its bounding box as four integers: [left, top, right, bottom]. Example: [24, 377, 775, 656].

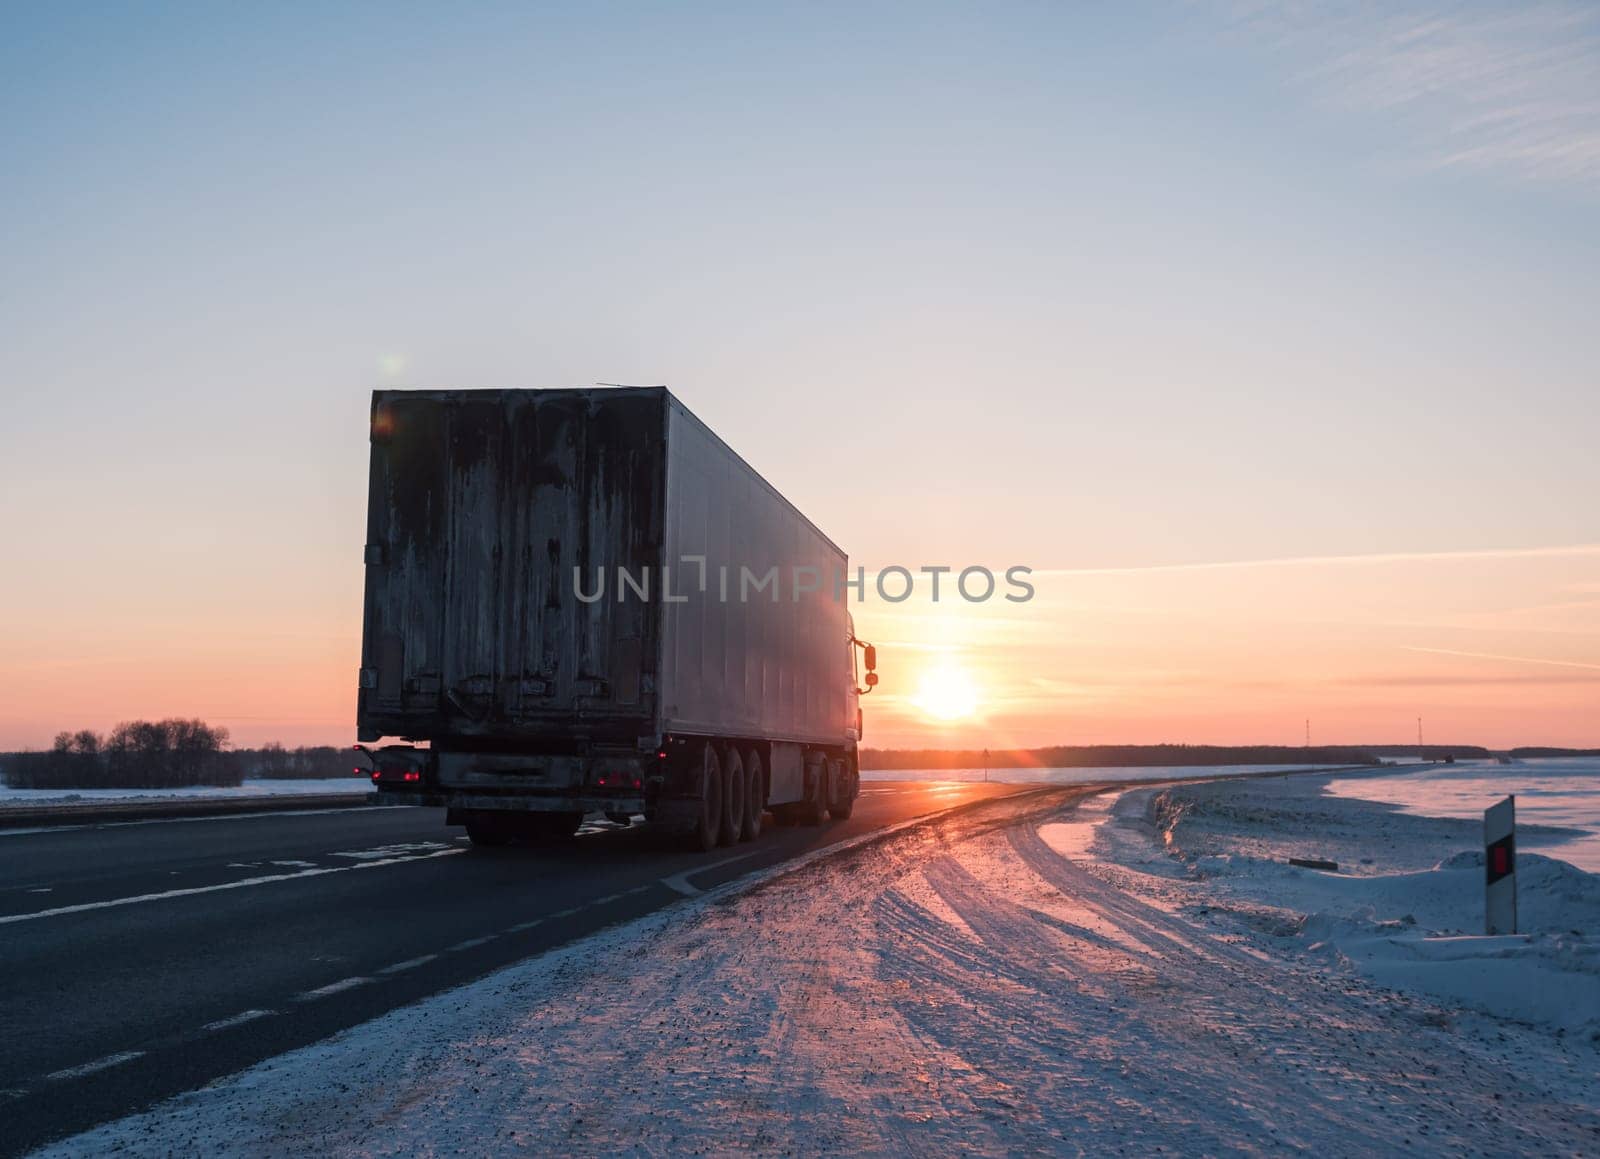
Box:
[0, 777, 371, 806]
[45, 778, 1600, 1157]
[1324, 757, 1600, 872]
[1083, 771, 1600, 1040]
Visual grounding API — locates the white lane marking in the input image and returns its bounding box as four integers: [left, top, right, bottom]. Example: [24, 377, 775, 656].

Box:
[0, 805, 396, 838]
[376, 954, 438, 975]
[0, 849, 465, 926]
[503, 884, 650, 935]
[332, 841, 451, 861]
[45, 1050, 146, 1081]
[202, 1008, 276, 1032]
[293, 976, 371, 1001]
[660, 852, 763, 898]
[28, 888, 51, 893]
[444, 935, 497, 953]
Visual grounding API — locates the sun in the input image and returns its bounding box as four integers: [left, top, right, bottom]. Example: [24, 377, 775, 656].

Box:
[914, 665, 979, 722]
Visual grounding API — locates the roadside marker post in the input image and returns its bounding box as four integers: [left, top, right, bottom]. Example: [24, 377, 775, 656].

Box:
[1484, 795, 1516, 936]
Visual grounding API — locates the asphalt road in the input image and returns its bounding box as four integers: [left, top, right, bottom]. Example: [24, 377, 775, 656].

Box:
[0, 780, 1036, 1154]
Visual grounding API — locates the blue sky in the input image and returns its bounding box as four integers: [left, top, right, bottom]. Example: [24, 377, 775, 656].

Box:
[2, 2, 1597, 746]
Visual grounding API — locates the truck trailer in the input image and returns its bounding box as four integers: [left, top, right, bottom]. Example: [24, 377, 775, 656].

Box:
[357, 386, 877, 850]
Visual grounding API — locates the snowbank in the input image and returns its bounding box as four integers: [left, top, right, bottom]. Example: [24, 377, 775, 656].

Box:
[1084, 774, 1600, 1040]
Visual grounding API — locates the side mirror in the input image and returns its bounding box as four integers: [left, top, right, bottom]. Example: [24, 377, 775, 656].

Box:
[864, 645, 877, 671]
[865, 672, 879, 687]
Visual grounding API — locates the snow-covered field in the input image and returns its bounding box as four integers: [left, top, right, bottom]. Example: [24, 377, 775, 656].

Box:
[1094, 773, 1600, 1042]
[45, 770, 1600, 1156]
[1324, 757, 1600, 871]
[0, 776, 370, 806]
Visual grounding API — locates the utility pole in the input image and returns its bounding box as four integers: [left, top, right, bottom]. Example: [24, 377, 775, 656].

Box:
[1418, 716, 1425, 761]
[1305, 719, 1310, 748]
[983, 748, 989, 784]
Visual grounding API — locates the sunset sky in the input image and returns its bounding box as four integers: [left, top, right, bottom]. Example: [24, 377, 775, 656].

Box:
[2, 3, 1597, 750]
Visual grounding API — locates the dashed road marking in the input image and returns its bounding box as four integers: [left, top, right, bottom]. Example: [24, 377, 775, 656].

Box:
[376, 954, 438, 975]
[505, 918, 543, 933]
[45, 1050, 146, 1081]
[293, 976, 371, 1001]
[202, 1009, 276, 1032]
[444, 935, 497, 953]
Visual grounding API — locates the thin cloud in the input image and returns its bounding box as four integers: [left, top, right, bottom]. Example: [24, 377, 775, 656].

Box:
[1223, 1, 1600, 191]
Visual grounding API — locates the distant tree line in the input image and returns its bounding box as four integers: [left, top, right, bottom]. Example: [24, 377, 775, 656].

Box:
[243, 743, 357, 779]
[4, 720, 236, 789]
[1507, 747, 1600, 758]
[1, 723, 361, 789]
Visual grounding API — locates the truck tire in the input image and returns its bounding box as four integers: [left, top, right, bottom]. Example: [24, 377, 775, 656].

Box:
[740, 748, 764, 842]
[719, 745, 746, 848]
[797, 755, 828, 826]
[688, 743, 723, 852]
[464, 813, 515, 847]
[828, 756, 857, 821]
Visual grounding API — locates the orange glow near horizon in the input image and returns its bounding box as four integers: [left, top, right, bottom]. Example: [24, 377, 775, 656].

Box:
[0, 546, 1597, 753]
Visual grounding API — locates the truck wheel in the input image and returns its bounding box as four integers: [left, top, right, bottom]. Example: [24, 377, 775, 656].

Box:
[719, 746, 745, 847]
[464, 813, 515, 847]
[797, 756, 827, 826]
[688, 743, 723, 852]
[740, 748, 764, 842]
[828, 757, 857, 820]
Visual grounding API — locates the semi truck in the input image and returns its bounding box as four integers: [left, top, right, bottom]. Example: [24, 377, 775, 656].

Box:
[356, 386, 877, 850]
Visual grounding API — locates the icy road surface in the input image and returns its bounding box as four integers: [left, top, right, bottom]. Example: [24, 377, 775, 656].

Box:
[44, 782, 1600, 1156]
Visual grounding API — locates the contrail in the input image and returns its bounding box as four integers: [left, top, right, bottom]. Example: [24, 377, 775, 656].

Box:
[1400, 646, 1600, 672]
[822, 545, 1600, 580]
[1012, 543, 1600, 577]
